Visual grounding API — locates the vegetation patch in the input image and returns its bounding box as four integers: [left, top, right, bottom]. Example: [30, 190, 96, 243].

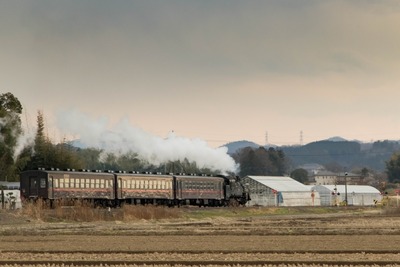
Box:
[20, 199, 182, 222]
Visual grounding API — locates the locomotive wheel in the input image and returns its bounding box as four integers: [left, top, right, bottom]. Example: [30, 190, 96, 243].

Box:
[228, 198, 239, 207]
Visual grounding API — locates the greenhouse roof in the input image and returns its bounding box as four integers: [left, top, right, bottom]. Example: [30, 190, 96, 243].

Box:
[246, 176, 311, 192]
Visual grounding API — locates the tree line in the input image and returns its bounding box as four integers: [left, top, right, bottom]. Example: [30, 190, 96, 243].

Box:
[1, 92, 289, 181]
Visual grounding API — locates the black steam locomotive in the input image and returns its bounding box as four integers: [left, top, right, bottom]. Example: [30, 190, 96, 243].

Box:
[20, 169, 249, 207]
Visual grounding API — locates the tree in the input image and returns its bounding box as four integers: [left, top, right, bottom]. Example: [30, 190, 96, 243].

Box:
[24, 111, 84, 170]
[290, 168, 309, 184]
[233, 146, 287, 177]
[0, 92, 23, 181]
[324, 161, 344, 173]
[360, 167, 369, 179]
[386, 152, 400, 183]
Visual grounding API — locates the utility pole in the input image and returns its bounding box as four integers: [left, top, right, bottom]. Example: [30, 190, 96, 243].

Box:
[345, 172, 348, 205]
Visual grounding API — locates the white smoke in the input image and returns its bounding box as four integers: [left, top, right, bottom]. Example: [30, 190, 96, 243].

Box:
[0, 112, 35, 159]
[14, 131, 35, 159]
[57, 109, 238, 173]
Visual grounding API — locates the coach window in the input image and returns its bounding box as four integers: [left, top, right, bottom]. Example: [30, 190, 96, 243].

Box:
[65, 178, 70, 188]
[85, 179, 90, 188]
[100, 179, 104, 188]
[90, 179, 95, 188]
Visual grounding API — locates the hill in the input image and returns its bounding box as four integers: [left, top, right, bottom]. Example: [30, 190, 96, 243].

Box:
[222, 140, 261, 154]
[223, 138, 400, 171]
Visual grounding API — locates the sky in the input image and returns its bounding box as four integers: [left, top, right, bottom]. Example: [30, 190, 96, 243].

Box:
[2, 0, 400, 149]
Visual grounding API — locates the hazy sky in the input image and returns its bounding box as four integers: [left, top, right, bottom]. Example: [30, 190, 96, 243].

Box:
[2, 0, 400, 147]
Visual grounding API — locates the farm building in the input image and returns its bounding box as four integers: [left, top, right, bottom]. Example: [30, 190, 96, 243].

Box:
[242, 176, 320, 207]
[311, 185, 382, 206]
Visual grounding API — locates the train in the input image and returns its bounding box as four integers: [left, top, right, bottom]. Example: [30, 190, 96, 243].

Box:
[20, 169, 250, 207]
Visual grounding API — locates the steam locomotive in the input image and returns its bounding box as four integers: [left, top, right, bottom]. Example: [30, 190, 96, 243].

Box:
[20, 169, 250, 207]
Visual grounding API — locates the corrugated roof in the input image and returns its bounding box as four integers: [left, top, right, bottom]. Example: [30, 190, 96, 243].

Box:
[246, 176, 311, 192]
[312, 185, 381, 194]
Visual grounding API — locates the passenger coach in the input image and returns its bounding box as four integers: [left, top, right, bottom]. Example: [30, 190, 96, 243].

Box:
[20, 169, 115, 206]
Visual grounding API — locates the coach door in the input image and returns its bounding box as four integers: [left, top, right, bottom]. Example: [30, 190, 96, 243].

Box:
[29, 177, 40, 197]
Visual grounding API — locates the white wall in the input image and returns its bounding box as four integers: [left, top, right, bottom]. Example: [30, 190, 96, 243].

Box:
[247, 191, 321, 207]
[1, 190, 22, 209]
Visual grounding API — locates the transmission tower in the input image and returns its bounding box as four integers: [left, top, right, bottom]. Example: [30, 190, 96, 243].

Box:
[300, 130, 303, 146]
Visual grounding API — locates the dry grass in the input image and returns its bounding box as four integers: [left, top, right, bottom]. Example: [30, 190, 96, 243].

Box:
[20, 200, 182, 222]
[120, 204, 181, 221]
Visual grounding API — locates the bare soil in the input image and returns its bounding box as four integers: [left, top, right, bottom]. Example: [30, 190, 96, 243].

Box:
[1, 207, 400, 266]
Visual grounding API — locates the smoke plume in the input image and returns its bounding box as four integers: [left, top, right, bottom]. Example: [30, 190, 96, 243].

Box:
[57, 109, 238, 173]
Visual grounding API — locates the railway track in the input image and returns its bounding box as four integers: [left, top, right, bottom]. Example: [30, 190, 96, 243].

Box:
[1, 251, 400, 266]
[0, 260, 399, 266]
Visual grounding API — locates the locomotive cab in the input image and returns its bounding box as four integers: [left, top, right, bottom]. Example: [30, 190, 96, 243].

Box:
[220, 175, 250, 206]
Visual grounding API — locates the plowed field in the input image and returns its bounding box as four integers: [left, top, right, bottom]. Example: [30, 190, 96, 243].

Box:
[1, 207, 400, 266]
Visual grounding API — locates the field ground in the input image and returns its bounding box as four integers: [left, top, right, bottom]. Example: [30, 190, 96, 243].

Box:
[1, 206, 400, 266]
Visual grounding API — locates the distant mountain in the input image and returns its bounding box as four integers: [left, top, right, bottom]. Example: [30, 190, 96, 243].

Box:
[324, 136, 348, 142]
[222, 140, 261, 154]
[67, 139, 87, 149]
[325, 136, 363, 143]
[222, 137, 400, 171]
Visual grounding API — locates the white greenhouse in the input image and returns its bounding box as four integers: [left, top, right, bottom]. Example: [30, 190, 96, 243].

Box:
[311, 185, 382, 206]
[242, 176, 320, 207]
